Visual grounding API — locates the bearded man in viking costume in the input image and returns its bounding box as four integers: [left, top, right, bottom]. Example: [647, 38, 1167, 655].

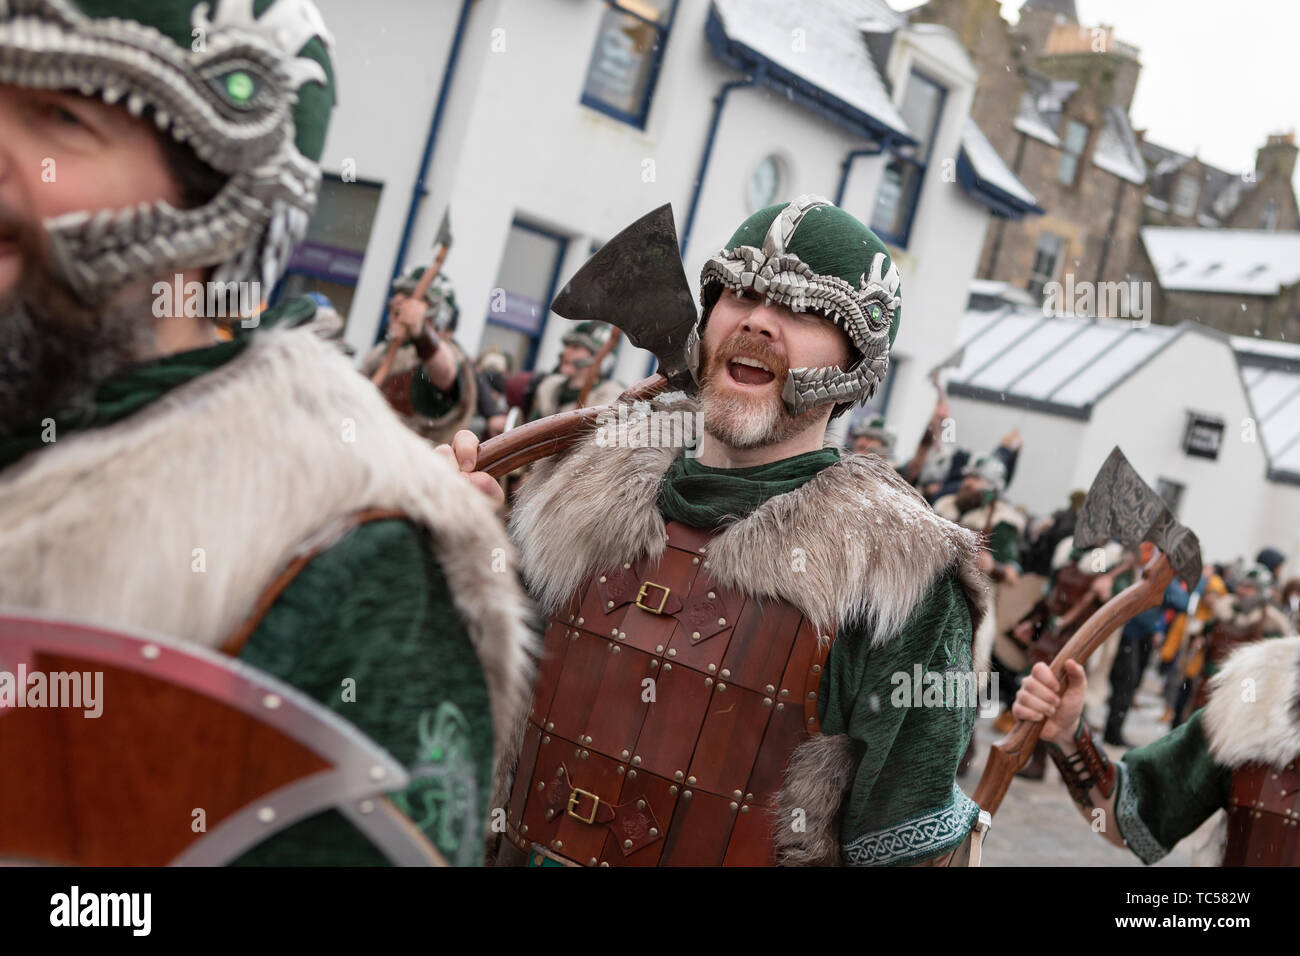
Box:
[0, 0, 531, 865]
[1014, 631, 1300, 866]
[453, 196, 994, 866]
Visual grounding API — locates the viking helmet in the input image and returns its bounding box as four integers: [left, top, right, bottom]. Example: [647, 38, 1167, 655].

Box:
[0, 0, 336, 303]
[693, 195, 901, 416]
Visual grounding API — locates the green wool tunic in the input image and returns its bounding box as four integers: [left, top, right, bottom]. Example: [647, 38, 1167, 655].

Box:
[1112, 710, 1232, 864]
[657, 451, 980, 866]
[1, 305, 494, 866]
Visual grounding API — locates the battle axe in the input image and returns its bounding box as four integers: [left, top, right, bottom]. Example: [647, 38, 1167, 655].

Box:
[475, 203, 698, 479]
[972, 446, 1202, 817]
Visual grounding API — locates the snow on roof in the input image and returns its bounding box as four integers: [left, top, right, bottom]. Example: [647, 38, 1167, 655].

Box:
[711, 0, 910, 139]
[948, 303, 1300, 477]
[961, 120, 1039, 208]
[944, 304, 1180, 412]
[1143, 227, 1300, 296]
[1091, 106, 1145, 185]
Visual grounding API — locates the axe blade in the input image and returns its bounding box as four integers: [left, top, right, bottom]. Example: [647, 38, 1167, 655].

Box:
[551, 203, 697, 391]
[1074, 447, 1202, 587]
[433, 208, 453, 250]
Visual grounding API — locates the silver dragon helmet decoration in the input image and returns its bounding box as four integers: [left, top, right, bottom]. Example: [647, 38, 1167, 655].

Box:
[0, 0, 335, 303]
[694, 195, 902, 416]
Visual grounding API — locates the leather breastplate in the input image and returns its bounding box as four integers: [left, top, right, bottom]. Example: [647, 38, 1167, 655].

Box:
[1047, 564, 1094, 617]
[1224, 757, 1300, 866]
[504, 521, 835, 867]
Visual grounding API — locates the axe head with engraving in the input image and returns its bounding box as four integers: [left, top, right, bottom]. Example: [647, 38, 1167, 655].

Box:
[550, 203, 697, 393]
[1074, 447, 1202, 587]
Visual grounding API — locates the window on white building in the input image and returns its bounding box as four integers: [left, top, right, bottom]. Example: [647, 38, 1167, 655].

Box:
[1057, 119, 1089, 185]
[870, 70, 945, 248]
[1027, 232, 1065, 300]
[1172, 173, 1200, 217]
[278, 174, 383, 324]
[480, 221, 569, 374]
[580, 0, 677, 129]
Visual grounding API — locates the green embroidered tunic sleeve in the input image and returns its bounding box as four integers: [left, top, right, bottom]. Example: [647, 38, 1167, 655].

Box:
[1113, 710, 1232, 864]
[233, 519, 495, 867]
[820, 572, 979, 865]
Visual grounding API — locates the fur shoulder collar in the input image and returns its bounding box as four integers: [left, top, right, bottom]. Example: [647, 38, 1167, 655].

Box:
[1202, 635, 1300, 768]
[510, 401, 990, 647]
[0, 327, 534, 751]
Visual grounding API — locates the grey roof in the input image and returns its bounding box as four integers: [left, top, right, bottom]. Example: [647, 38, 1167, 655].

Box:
[1014, 75, 1145, 184]
[945, 301, 1177, 417]
[1234, 339, 1300, 475]
[948, 293, 1300, 481]
[1140, 137, 1243, 223]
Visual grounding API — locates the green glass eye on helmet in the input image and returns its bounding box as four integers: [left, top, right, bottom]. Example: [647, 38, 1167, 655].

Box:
[0, 0, 337, 303]
[692, 195, 902, 416]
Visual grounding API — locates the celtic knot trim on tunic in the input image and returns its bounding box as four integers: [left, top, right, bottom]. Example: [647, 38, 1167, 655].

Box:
[841, 785, 980, 866]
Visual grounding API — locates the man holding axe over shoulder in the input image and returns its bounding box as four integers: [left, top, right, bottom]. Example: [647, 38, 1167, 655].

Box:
[363, 211, 479, 445]
[445, 196, 997, 867]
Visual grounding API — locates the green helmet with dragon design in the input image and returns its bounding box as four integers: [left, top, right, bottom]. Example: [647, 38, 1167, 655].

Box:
[0, 0, 335, 302]
[693, 195, 902, 417]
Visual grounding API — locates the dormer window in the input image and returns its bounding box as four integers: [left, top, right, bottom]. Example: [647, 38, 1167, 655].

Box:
[1057, 119, 1089, 185]
[1173, 173, 1200, 217]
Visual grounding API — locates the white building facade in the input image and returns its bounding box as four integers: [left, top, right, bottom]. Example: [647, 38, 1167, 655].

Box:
[943, 292, 1300, 568]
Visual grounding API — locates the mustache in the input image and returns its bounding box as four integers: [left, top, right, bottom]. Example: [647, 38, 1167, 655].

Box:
[706, 331, 790, 381]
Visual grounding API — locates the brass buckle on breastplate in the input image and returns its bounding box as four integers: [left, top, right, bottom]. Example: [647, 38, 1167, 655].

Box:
[636, 581, 670, 614]
[567, 787, 601, 824]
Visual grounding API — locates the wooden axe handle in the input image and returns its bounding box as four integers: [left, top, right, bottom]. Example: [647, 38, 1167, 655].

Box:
[972, 551, 1175, 817]
[577, 328, 622, 408]
[371, 244, 451, 387]
[477, 374, 667, 480]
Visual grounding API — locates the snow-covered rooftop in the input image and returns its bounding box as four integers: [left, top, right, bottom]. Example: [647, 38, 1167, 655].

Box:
[710, 0, 910, 140]
[946, 305, 1177, 413]
[948, 299, 1300, 478]
[1142, 227, 1300, 296]
[961, 121, 1040, 208]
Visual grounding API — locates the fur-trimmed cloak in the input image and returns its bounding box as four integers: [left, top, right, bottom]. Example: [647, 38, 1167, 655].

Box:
[0, 326, 534, 764]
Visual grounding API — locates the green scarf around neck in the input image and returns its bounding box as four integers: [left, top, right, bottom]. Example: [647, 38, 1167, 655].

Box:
[657, 447, 841, 530]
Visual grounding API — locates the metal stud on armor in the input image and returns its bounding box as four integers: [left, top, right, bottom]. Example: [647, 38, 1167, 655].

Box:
[1224, 757, 1300, 866]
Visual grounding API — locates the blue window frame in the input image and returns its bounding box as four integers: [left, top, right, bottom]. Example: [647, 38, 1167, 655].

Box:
[580, 0, 677, 129]
[870, 70, 946, 249]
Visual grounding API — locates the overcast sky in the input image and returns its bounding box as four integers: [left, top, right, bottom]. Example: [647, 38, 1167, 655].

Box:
[894, 0, 1300, 191]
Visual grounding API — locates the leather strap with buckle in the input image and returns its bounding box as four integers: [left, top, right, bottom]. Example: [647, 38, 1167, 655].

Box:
[543, 764, 661, 858]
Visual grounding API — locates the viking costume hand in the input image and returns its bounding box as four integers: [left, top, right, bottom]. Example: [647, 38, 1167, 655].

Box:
[434, 429, 504, 508]
[1013, 660, 1087, 748]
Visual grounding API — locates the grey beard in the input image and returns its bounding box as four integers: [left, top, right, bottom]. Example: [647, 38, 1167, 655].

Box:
[0, 273, 155, 439]
[698, 375, 823, 451]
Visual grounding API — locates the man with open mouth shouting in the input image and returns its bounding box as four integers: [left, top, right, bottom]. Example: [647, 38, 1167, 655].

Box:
[459, 196, 996, 866]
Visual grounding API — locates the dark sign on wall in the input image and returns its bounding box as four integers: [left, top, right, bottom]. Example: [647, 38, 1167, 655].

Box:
[1183, 411, 1225, 460]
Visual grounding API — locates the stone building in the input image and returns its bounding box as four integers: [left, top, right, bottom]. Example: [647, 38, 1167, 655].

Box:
[1142, 132, 1299, 232]
[913, 0, 1148, 316]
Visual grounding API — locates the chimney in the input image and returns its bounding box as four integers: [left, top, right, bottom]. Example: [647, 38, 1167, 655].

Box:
[1256, 131, 1298, 184]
